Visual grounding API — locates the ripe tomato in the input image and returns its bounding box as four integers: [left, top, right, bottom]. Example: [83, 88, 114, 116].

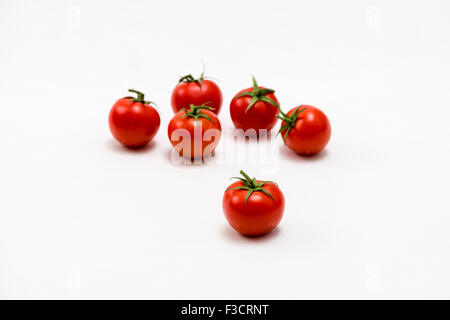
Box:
[278, 105, 331, 155]
[168, 103, 222, 159]
[223, 170, 285, 237]
[230, 76, 280, 133]
[109, 89, 160, 148]
[171, 73, 223, 115]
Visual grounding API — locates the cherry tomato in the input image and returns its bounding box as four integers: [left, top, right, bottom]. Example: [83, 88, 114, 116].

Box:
[171, 73, 223, 115]
[278, 105, 331, 155]
[230, 76, 280, 133]
[168, 103, 222, 159]
[223, 170, 285, 237]
[109, 89, 160, 148]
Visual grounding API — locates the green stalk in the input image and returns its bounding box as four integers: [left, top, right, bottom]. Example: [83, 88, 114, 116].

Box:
[127, 89, 156, 106]
[227, 170, 278, 204]
[178, 103, 216, 125]
[233, 76, 279, 113]
[276, 107, 307, 143]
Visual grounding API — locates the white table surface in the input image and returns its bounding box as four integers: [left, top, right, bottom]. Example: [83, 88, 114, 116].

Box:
[1, 0, 450, 299]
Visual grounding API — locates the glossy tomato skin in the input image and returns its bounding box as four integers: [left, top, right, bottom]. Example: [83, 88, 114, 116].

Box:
[230, 87, 279, 133]
[223, 181, 285, 236]
[281, 105, 331, 155]
[109, 98, 160, 148]
[168, 109, 221, 159]
[171, 80, 223, 115]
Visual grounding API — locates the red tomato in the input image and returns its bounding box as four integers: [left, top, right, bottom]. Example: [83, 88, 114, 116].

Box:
[223, 170, 285, 237]
[278, 105, 331, 155]
[171, 73, 222, 115]
[168, 103, 222, 159]
[109, 89, 160, 148]
[230, 76, 280, 133]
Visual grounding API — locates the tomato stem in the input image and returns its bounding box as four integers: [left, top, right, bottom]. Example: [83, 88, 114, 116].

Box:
[178, 103, 216, 125]
[233, 76, 279, 113]
[127, 89, 156, 106]
[277, 107, 307, 143]
[239, 170, 253, 186]
[228, 170, 278, 204]
[129, 89, 145, 102]
[178, 71, 205, 86]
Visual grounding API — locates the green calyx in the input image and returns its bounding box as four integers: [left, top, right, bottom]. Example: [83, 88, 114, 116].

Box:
[234, 76, 279, 113]
[228, 170, 278, 204]
[127, 89, 156, 106]
[178, 103, 216, 125]
[178, 72, 205, 86]
[277, 107, 307, 143]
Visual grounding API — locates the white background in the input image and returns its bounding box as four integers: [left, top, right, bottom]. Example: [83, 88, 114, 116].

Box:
[1, 0, 450, 299]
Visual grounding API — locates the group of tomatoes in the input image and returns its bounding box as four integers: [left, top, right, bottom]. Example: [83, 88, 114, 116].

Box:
[108, 71, 331, 236]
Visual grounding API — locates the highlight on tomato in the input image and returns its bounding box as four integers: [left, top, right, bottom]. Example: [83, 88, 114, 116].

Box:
[230, 76, 280, 134]
[168, 103, 222, 160]
[223, 170, 285, 237]
[171, 71, 223, 115]
[108, 89, 161, 148]
[278, 105, 331, 155]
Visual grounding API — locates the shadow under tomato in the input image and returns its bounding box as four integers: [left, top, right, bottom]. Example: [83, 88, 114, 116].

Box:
[107, 139, 156, 154]
[279, 145, 329, 162]
[221, 225, 281, 243]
